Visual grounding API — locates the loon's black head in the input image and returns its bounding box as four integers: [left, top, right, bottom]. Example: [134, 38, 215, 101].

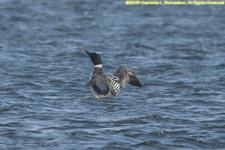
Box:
[86, 51, 102, 67]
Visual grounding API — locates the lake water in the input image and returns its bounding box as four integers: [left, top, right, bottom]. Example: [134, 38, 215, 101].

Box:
[1, 0, 225, 149]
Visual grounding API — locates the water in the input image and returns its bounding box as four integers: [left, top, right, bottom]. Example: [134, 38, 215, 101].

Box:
[1, 0, 225, 149]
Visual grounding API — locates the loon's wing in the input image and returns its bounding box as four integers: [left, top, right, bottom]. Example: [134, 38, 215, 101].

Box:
[114, 66, 141, 87]
[128, 71, 142, 87]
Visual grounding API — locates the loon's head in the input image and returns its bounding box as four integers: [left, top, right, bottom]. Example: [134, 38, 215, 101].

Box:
[86, 51, 103, 68]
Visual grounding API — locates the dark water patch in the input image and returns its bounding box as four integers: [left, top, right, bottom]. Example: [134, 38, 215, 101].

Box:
[164, 55, 205, 61]
[173, 137, 213, 149]
[214, 63, 225, 69]
[128, 42, 158, 51]
[103, 142, 136, 150]
[135, 140, 160, 147]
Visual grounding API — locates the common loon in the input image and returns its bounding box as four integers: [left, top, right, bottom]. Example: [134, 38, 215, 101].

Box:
[86, 51, 141, 98]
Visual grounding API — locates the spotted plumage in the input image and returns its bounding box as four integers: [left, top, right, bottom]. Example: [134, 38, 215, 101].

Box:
[86, 51, 141, 98]
[108, 76, 121, 96]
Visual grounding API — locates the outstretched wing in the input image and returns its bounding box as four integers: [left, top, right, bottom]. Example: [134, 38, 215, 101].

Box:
[114, 66, 141, 87]
[128, 71, 142, 87]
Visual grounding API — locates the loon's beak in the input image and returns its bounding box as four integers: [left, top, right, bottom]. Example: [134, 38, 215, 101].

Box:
[128, 70, 142, 87]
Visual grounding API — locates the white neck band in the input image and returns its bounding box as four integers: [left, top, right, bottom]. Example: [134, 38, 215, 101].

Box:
[94, 64, 102, 68]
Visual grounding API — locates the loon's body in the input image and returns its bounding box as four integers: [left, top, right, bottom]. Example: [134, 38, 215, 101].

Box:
[86, 51, 141, 98]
